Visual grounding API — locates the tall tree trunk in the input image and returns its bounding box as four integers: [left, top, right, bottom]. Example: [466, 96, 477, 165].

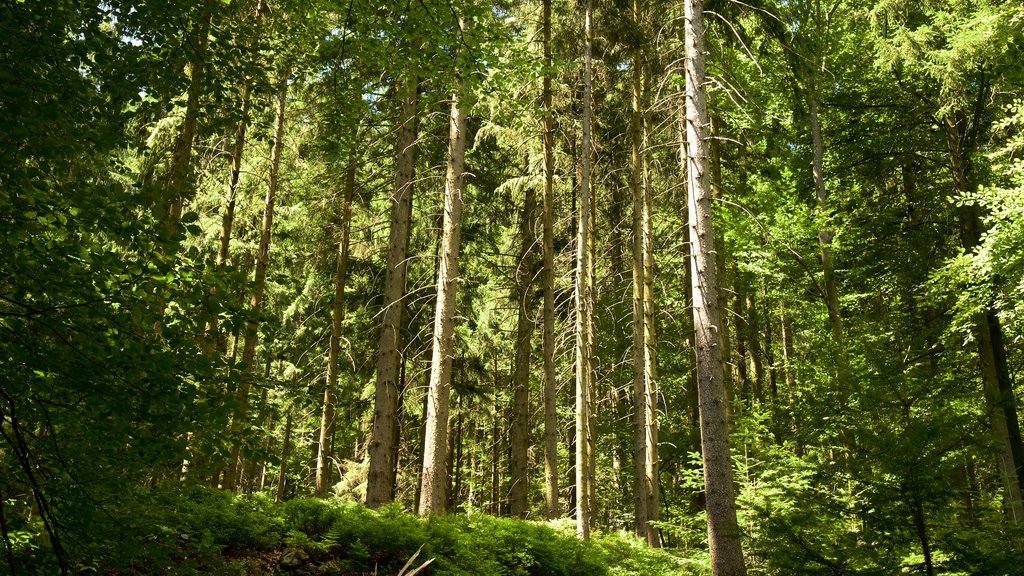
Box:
[206, 83, 251, 354]
[276, 405, 293, 503]
[316, 155, 357, 496]
[509, 177, 538, 518]
[945, 113, 1024, 523]
[683, 0, 747, 573]
[225, 66, 289, 492]
[163, 6, 212, 241]
[367, 72, 418, 508]
[807, 88, 850, 424]
[540, 0, 561, 520]
[630, 64, 648, 541]
[575, 0, 595, 540]
[629, 20, 660, 545]
[419, 52, 469, 515]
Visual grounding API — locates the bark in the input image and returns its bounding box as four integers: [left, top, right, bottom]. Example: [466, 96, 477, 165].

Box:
[807, 89, 849, 412]
[945, 112, 1024, 523]
[683, 0, 747, 573]
[575, 0, 595, 540]
[225, 66, 289, 491]
[708, 112, 733, 423]
[316, 156, 357, 496]
[630, 67, 648, 539]
[419, 55, 469, 515]
[509, 176, 538, 518]
[276, 406, 293, 503]
[366, 72, 418, 508]
[629, 22, 660, 545]
[218, 84, 251, 271]
[163, 6, 212, 241]
[641, 117, 660, 549]
[540, 0, 561, 520]
[206, 83, 251, 354]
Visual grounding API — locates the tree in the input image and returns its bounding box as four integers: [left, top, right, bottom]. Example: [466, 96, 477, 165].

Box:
[540, 0, 562, 521]
[367, 68, 419, 509]
[682, 0, 747, 572]
[419, 18, 471, 515]
[225, 64, 290, 491]
[575, 0, 596, 541]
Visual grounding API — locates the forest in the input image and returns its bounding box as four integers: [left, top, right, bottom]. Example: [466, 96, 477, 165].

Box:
[2, 0, 1024, 574]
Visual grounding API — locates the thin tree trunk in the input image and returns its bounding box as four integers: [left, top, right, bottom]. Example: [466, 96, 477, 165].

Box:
[807, 86, 852, 440]
[492, 361, 502, 516]
[276, 405, 293, 503]
[540, 0, 561, 520]
[575, 0, 595, 541]
[509, 176, 538, 517]
[630, 17, 649, 540]
[629, 23, 659, 545]
[683, 0, 747, 572]
[419, 49, 469, 515]
[317, 155, 357, 496]
[367, 72, 418, 508]
[163, 6, 212, 241]
[205, 82, 251, 354]
[225, 66, 289, 491]
[218, 84, 250, 271]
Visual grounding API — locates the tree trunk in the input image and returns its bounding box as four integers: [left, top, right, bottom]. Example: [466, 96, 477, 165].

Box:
[807, 86, 851, 437]
[276, 405, 293, 503]
[316, 155, 357, 496]
[574, 0, 595, 541]
[163, 6, 212, 241]
[509, 176, 538, 518]
[208, 82, 251, 354]
[540, 0, 561, 520]
[629, 22, 660, 545]
[683, 0, 747, 573]
[225, 66, 289, 492]
[419, 52, 469, 515]
[367, 72, 418, 508]
[945, 113, 1024, 523]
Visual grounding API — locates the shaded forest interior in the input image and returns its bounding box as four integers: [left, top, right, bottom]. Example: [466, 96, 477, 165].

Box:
[2, 0, 1024, 574]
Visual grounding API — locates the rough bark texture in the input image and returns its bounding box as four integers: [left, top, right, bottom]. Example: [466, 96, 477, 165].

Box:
[419, 63, 469, 516]
[316, 157, 356, 497]
[575, 0, 594, 541]
[509, 178, 538, 518]
[366, 73, 417, 508]
[541, 0, 561, 520]
[226, 67, 288, 491]
[683, 0, 747, 573]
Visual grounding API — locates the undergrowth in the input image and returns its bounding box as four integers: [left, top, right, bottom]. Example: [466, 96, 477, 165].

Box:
[9, 486, 701, 575]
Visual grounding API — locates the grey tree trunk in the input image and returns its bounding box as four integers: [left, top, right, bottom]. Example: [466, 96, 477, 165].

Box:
[316, 156, 357, 496]
[807, 88, 850, 421]
[683, 0, 747, 573]
[226, 66, 289, 491]
[540, 0, 561, 521]
[366, 73, 418, 508]
[575, 0, 595, 541]
[419, 56, 469, 515]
